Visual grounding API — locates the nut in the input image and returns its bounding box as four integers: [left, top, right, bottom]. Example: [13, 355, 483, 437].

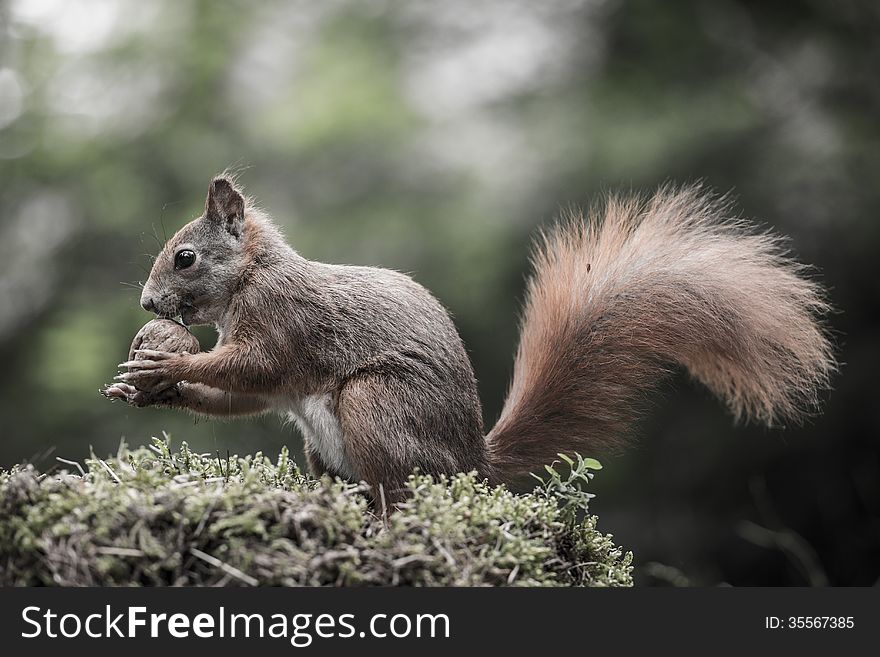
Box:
[129, 319, 200, 361]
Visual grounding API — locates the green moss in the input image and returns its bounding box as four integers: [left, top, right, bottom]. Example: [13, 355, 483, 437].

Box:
[0, 438, 632, 587]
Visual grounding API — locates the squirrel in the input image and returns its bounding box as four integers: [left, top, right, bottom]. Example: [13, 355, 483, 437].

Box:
[104, 175, 835, 504]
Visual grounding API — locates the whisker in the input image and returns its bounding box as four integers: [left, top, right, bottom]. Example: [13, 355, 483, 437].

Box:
[158, 199, 183, 243]
[147, 228, 163, 250]
[140, 230, 162, 255]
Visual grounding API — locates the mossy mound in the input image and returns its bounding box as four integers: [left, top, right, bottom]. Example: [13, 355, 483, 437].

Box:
[0, 439, 632, 586]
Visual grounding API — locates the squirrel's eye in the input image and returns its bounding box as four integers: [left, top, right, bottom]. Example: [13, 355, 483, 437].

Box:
[174, 249, 196, 270]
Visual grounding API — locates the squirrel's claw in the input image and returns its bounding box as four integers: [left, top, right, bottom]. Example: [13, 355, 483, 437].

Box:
[101, 385, 121, 401]
[104, 382, 137, 395]
[102, 381, 181, 408]
[118, 350, 184, 370]
[116, 350, 185, 392]
[101, 382, 152, 407]
[133, 349, 180, 361]
[115, 369, 175, 393]
[118, 359, 159, 370]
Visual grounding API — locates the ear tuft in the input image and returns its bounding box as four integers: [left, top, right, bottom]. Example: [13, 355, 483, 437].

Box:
[205, 175, 245, 238]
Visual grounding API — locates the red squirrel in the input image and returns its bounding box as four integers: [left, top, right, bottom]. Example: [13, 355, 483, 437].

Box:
[104, 175, 835, 503]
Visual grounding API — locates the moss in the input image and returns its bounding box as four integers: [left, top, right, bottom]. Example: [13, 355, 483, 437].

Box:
[0, 438, 632, 587]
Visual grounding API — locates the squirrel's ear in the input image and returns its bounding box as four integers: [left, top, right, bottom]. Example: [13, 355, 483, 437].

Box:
[204, 176, 245, 238]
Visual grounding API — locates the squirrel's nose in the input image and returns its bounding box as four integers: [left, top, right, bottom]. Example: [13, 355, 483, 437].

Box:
[141, 295, 156, 313]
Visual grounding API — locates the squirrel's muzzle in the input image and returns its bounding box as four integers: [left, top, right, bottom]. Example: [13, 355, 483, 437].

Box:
[140, 294, 156, 313]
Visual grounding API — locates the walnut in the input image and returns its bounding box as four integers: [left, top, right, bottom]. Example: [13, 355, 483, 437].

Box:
[128, 319, 200, 361]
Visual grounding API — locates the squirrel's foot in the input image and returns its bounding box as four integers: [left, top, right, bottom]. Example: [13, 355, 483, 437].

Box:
[101, 382, 152, 407]
[101, 382, 181, 407]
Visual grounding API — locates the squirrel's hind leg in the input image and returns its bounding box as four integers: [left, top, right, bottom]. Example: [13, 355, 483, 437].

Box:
[337, 373, 458, 508]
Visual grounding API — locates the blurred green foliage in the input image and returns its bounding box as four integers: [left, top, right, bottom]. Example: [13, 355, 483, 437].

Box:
[0, 0, 877, 584]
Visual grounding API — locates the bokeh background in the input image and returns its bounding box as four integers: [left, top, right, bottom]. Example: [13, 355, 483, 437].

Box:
[1, 0, 877, 585]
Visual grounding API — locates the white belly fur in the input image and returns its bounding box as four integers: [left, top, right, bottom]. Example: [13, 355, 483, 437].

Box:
[281, 394, 352, 478]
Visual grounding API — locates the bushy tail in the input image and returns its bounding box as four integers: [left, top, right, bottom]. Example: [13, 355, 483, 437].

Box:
[485, 185, 835, 480]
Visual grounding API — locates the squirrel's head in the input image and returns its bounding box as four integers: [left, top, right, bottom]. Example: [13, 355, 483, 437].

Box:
[141, 176, 248, 326]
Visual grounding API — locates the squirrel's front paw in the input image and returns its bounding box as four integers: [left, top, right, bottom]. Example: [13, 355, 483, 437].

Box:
[115, 350, 186, 392]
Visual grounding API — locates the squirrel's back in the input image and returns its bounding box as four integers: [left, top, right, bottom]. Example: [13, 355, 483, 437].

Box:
[230, 236, 489, 478]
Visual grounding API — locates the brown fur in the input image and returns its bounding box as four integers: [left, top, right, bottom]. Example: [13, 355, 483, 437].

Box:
[485, 186, 835, 478]
[108, 177, 835, 501]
